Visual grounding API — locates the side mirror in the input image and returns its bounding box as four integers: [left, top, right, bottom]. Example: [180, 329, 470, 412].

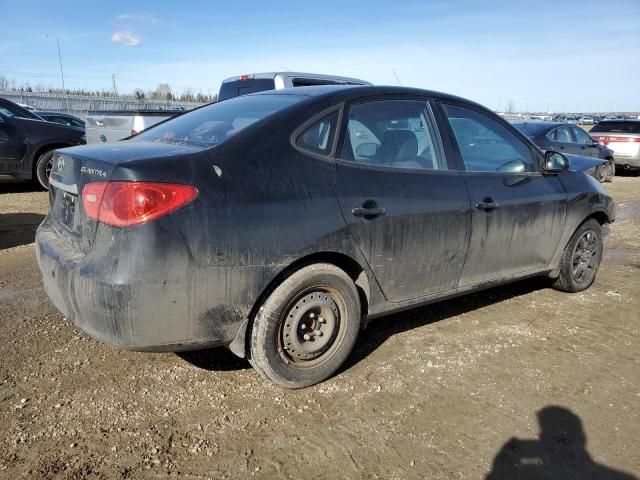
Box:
[543, 151, 569, 172]
[355, 142, 378, 157]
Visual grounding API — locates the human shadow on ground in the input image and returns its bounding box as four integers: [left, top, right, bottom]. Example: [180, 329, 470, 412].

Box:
[0, 213, 46, 249]
[486, 406, 638, 480]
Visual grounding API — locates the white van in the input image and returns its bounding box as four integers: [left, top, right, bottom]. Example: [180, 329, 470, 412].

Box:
[218, 72, 371, 101]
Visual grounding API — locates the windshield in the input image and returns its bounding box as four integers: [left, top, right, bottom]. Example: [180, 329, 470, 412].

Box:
[133, 94, 304, 146]
[512, 122, 550, 137]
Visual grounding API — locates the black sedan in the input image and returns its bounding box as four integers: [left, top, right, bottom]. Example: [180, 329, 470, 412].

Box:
[36, 86, 615, 388]
[0, 98, 86, 189]
[513, 121, 614, 182]
[34, 111, 85, 130]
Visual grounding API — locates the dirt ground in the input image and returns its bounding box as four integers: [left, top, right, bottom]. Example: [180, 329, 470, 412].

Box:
[0, 177, 638, 480]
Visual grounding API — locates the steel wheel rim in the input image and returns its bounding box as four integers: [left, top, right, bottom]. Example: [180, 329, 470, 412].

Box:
[277, 287, 345, 369]
[571, 230, 599, 284]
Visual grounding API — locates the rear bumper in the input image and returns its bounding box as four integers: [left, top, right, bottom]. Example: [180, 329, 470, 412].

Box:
[35, 219, 252, 351]
[613, 155, 640, 168]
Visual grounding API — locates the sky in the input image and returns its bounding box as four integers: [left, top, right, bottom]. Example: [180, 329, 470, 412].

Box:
[1, 0, 639, 112]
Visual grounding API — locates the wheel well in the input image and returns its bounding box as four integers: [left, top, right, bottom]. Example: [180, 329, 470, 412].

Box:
[31, 144, 72, 176]
[586, 211, 610, 226]
[239, 252, 370, 359]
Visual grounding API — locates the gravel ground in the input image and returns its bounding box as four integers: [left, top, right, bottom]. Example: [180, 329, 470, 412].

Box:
[0, 177, 638, 479]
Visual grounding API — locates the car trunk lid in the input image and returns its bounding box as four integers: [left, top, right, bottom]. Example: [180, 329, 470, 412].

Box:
[47, 142, 202, 252]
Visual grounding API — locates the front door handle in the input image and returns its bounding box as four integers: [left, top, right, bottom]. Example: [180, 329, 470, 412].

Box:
[558, 145, 565, 150]
[475, 200, 499, 211]
[352, 204, 386, 219]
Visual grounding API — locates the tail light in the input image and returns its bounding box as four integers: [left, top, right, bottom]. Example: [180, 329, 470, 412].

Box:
[591, 135, 640, 145]
[131, 129, 139, 136]
[82, 181, 198, 227]
[609, 136, 640, 143]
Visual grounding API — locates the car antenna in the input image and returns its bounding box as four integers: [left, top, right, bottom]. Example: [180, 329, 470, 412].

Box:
[392, 68, 402, 86]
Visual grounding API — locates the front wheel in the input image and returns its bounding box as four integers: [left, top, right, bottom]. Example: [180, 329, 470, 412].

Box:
[249, 263, 361, 389]
[595, 163, 608, 183]
[552, 219, 603, 293]
[34, 150, 55, 190]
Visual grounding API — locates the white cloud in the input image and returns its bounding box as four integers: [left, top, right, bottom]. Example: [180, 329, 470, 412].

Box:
[116, 12, 158, 23]
[111, 31, 142, 47]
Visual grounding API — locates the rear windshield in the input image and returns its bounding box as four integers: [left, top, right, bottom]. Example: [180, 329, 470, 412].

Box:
[132, 94, 304, 147]
[218, 78, 276, 101]
[512, 122, 549, 137]
[591, 121, 640, 134]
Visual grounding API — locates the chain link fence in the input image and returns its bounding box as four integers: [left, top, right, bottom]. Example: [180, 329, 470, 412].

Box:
[0, 91, 204, 121]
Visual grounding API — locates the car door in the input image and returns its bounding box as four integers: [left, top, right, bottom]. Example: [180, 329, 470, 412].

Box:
[549, 125, 578, 154]
[335, 97, 471, 303]
[571, 126, 600, 158]
[438, 102, 567, 286]
[0, 114, 27, 174]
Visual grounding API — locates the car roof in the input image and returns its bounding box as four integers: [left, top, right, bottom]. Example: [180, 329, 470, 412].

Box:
[34, 111, 78, 117]
[250, 84, 474, 104]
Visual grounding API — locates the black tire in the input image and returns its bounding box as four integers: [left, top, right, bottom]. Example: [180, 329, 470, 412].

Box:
[249, 263, 361, 389]
[34, 150, 55, 190]
[605, 160, 615, 182]
[595, 163, 608, 183]
[552, 219, 603, 293]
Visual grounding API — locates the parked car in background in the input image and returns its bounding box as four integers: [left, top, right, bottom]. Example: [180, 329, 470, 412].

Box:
[566, 115, 580, 125]
[590, 120, 640, 173]
[513, 121, 614, 181]
[85, 109, 184, 144]
[0, 97, 85, 189]
[36, 85, 615, 388]
[218, 72, 371, 101]
[17, 103, 37, 111]
[579, 116, 595, 126]
[34, 111, 85, 130]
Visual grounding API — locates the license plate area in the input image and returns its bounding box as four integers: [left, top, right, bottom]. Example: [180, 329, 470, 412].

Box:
[52, 187, 79, 232]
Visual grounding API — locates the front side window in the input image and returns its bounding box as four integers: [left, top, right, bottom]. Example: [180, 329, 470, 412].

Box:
[341, 100, 446, 170]
[295, 111, 339, 155]
[133, 94, 304, 146]
[572, 126, 592, 145]
[443, 104, 535, 173]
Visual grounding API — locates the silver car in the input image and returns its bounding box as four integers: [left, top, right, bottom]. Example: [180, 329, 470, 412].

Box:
[590, 120, 640, 172]
[218, 72, 371, 101]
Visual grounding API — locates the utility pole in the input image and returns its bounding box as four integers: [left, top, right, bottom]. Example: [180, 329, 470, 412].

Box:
[112, 73, 118, 96]
[56, 37, 66, 93]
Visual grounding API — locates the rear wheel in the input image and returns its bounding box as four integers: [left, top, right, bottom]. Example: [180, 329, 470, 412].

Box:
[552, 219, 603, 293]
[249, 263, 361, 388]
[34, 150, 55, 190]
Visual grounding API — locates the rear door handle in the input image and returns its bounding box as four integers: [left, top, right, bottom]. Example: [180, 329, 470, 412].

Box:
[352, 206, 386, 218]
[475, 201, 499, 211]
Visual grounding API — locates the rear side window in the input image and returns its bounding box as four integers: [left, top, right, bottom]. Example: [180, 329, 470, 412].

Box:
[133, 94, 304, 147]
[218, 79, 276, 101]
[296, 111, 339, 155]
[443, 104, 535, 173]
[591, 121, 640, 134]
